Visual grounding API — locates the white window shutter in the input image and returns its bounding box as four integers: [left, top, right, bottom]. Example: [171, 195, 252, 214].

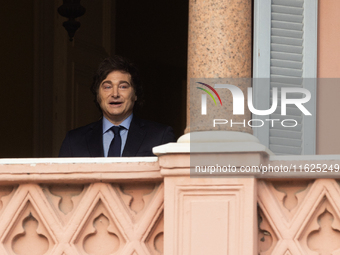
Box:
[253, 0, 318, 155]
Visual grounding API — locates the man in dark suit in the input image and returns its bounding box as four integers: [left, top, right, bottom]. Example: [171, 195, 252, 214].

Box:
[59, 56, 175, 157]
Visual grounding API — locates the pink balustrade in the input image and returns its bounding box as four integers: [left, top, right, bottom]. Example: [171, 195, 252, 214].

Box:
[0, 151, 339, 255]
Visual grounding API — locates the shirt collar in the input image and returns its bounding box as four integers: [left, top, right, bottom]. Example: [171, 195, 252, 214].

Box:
[102, 114, 133, 134]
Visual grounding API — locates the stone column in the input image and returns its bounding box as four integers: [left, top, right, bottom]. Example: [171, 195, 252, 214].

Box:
[187, 0, 252, 133]
[164, 2, 258, 253]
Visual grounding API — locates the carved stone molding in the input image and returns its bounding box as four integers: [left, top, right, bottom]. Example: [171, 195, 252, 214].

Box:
[74, 201, 126, 254]
[113, 182, 161, 223]
[303, 198, 340, 255]
[144, 212, 164, 255]
[271, 180, 312, 221]
[163, 177, 256, 255]
[258, 179, 340, 254]
[258, 206, 278, 255]
[0, 186, 16, 215]
[0, 182, 164, 255]
[11, 213, 49, 255]
[42, 184, 86, 225]
[0, 185, 57, 255]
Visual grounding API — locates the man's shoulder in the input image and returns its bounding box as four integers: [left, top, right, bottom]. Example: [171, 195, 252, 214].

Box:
[132, 117, 172, 132]
[122, 116, 176, 156]
[131, 116, 176, 143]
[59, 119, 103, 157]
[67, 119, 102, 137]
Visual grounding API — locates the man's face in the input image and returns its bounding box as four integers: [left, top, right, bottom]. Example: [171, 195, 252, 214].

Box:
[98, 70, 137, 125]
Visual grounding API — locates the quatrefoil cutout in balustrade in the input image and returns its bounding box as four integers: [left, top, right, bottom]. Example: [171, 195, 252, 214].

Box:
[42, 184, 86, 225]
[12, 214, 49, 255]
[73, 199, 126, 254]
[144, 212, 164, 255]
[258, 207, 278, 255]
[3, 200, 55, 255]
[300, 197, 340, 255]
[308, 209, 340, 255]
[83, 214, 120, 255]
[113, 182, 160, 222]
[0, 185, 16, 214]
[293, 179, 340, 255]
[271, 180, 312, 221]
[259, 179, 340, 255]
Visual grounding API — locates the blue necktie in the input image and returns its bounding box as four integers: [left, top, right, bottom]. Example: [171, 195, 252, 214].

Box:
[108, 126, 122, 157]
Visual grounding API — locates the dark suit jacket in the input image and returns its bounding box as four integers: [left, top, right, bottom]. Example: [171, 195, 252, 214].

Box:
[58, 116, 176, 157]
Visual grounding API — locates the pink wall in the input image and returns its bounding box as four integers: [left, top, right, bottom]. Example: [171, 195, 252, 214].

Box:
[316, 0, 340, 154]
[317, 0, 340, 78]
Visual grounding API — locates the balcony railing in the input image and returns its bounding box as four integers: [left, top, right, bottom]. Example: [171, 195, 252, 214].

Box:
[0, 149, 339, 254]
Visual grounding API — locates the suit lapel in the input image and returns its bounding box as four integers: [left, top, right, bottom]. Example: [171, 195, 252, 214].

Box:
[123, 117, 146, 156]
[86, 119, 104, 157]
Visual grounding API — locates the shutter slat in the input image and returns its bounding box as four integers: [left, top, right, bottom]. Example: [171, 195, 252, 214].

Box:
[275, 93, 305, 102]
[270, 81, 303, 88]
[272, 5, 303, 15]
[270, 129, 302, 139]
[272, 20, 303, 31]
[270, 66, 303, 77]
[272, 0, 304, 8]
[271, 36, 303, 46]
[270, 77, 303, 85]
[271, 44, 303, 54]
[271, 123, 302, 132]
[271, 52, 302, 62]
[269, 145, 302, 155]
[272, 13, 303, 23]
[272, 28, 303, 39]
[274, 106, 303, 116]
[276, 89, 307, 100]
[270, 113, 303, 122]
[270, 137, 302, 147]
[271, 59, 302, 69]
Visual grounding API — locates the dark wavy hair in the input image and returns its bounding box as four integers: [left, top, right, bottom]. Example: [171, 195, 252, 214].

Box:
[91, 55, 143, 111]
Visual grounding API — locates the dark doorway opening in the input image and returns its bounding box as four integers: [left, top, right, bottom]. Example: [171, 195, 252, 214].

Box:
[0, 0, 188, 157]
